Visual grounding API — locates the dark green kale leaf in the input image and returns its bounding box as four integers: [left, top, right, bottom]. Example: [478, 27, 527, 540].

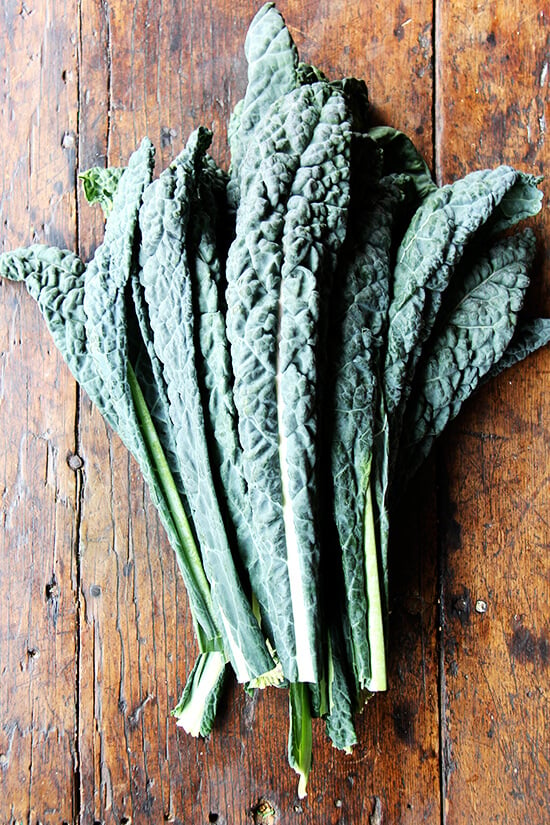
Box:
[485, 317, 550, 379]
[227, 2, 299, 207]
[226, 81, 352, 684]
[0, 141, 221, 648]
[324, 623, 359, 754]
[375, 165, 542, 605]
[329, 172, 407, 693]
[368, 125, 436, 201]
[384, 166, 543, 438]
[138, 128, 274, 684]
[398, 229, 537, 481]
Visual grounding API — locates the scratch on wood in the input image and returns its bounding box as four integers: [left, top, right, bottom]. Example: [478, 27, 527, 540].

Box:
[45, 571, 60, 627]
[127, 693, 154, 727]
[369, 796, 383, 825]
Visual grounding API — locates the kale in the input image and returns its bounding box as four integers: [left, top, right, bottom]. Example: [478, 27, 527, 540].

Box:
[137, 129, 274, 683]
[398, 229, 537, 482]
[225, 80, 353, 685]
[1, 1, 548, 800]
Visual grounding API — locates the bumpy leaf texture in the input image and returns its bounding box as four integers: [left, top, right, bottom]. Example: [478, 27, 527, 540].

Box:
[138, 128, 274, 684]
[226, 81, 352, 683]
[487, 317, 550, 379]
[399, 228, 537, 480]
[384, 166, 543, 438]
[330, 169, 407, 692]
[228, 2, 299, 208]
[0, 141, 220, 645]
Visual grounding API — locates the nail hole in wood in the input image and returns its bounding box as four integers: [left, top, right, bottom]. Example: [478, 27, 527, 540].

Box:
[67, 452, 83, 470]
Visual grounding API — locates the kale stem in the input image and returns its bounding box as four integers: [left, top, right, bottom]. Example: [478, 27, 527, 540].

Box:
[288, 682, 313, 799]
[364, 462, 387, 692]
[127, 362, 221, 646]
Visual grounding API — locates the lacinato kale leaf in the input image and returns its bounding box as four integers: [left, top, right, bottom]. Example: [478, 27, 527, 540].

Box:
[324, 624, 359, 753]
[368, 125, 436, 201]
[486, 317, 550, 379]
[2, 3, 549, 799]
[329, 172, 407, 693]
[138, 128, 274, 684]
[384, 166, 543, 438]
[0, 143, 221, 649]
[81, 139, 225, 648]
[228, 2, 299, 207]
[398, 229, 537, 481]
[226, 81, 352, 684]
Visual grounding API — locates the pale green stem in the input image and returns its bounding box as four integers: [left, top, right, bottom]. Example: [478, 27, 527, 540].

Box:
[127, 362, 221, 647]
[364, 463, 387, 692]
[288, 682, 313, 799]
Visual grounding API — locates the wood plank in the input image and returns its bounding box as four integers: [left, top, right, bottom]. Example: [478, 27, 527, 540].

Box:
[76, 2, 211, 820]
[0, 1, 80, 821]
[0, 1, 444, 822]
[435, 2, 550, 823]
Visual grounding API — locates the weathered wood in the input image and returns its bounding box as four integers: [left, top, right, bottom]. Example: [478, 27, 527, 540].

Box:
[0, 1, 80, 821]
[435, 3, 550, 824]
[1, 1, 549, 823]
[72, 2, 441, 822]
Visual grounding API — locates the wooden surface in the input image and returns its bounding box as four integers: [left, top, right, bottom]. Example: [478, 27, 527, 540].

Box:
[0, 1, 548, 823]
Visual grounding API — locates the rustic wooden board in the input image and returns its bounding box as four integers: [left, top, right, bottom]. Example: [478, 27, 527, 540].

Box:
[0, 2, 80, 822]
[0, 2, 548, 824]
[435, 3, 550, 824]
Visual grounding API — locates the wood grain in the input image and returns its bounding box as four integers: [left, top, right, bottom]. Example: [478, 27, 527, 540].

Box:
[0, 1, 548, 823]
[0, 1, 80, 822]
[435, 2, 550, 824]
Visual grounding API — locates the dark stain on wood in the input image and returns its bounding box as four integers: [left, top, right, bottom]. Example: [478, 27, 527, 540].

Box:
[508, 621, 550, 668]
[392, 700, 417, 747]
[45, 572, 60, 627]
[450, 587, 472, 628]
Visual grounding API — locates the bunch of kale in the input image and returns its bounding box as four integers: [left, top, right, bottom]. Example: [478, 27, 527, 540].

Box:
[1, 3, 548, 795]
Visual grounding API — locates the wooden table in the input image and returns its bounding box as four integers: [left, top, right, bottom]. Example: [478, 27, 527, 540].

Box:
[1, 2, 548, 823]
